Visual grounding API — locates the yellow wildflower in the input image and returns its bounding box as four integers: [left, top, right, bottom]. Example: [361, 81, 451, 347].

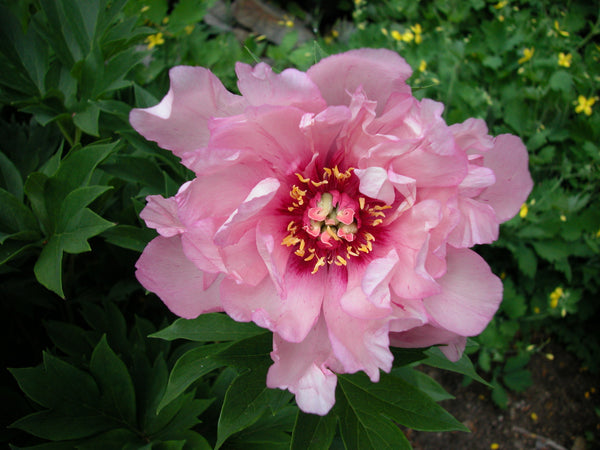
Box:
[402, 30, 414, 42]
[141, 5, 150, 13]
[162, 16, 169, 24]
[519, 203, 528, 218]
[418, 60, 427, 72]
[546, 353, 555, 360]
[560, 214, 567, 222]
[554, 20, 569, 37]
[558, 52, 572, 67]
[574, 95, 596, 116]
[549, 287, 563, 308]
[145, 32, 165, 49]
[534, 306, 540, 314]
[184, 24, 194, 35]
[530, 412, 538, 421]
[491, 444, 500, 450]
[493, 1, 507, 9]
[381, 28, 389, 36]
[596, 228, 600, 238]
[411, 24, 423, 44]
[332, 29, 339, 38]
[518, 47, 534, 64]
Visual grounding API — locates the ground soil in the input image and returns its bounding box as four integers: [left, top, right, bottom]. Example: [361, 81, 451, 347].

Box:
[406, 343, 599, 450]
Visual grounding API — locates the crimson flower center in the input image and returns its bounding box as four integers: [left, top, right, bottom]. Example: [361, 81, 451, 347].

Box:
[281, 167, 391, 274]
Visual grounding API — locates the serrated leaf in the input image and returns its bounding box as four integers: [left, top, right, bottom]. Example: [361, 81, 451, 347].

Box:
[90, 335, 137, 425]
[422, 346, 490, 386]
[157, 343, 227, 413]
[151, 313, 265, 342]
[290, 411, 337, 450]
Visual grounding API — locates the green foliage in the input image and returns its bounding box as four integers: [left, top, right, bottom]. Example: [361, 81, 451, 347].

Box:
[3, 0, 600, 447]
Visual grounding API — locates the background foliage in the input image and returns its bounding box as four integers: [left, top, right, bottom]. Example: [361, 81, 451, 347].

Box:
[1, 0, 598, 448]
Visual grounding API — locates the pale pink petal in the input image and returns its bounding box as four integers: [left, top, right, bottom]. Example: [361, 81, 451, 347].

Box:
[424, 248, 503, 336]
[360, 249, 399, 309]
[207, 106, 312, 175]
[299, 106, 352, 157]
[220, 264, 327, 343]
[135, 236, 223, 318]
[220, 229, 267, 286]
[307, 48, 412, 114]
[450, 118, 494, 155]
[389, 324, 466, 362]
[236, 62, 326, 112]
[139, 195, 184, 237]
[390, 146, 468, 188]
[214, 177, 280, 246]
[267, 318, 338, 416]
[448, 197, 499, 247]
[477, 134, 533, 222]
[354, 166, 395, 205]
[130, 66, 246, 157]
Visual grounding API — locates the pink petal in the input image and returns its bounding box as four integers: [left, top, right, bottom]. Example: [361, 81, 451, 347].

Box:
[307, 48, 412, 114]
[220, 229, 268, 286]
[139, 195, 184, 237]
[130, 66, 246, 157]
[477, 134, 533, 222]
[450, 118, 494, 155]
[389, 324, 466, 362]
[448, 197, 499, 247]
[236, 62, 326, 112]
[266, 318, 338, 416]
[220, 264, 327, 343]
[135, 236, 223, 318]
[354, 166, 396, 205]
[423, 248, 503, 336]
[214, 177, 280, 246]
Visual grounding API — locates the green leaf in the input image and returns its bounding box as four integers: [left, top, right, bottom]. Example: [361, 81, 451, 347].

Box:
[151, 313, 265, 342]
[168, 0, 217, 34]
[216, 367, 275, 449]
[0, 150, 24, 200]
[338, 372, 467, 432]
[290, 411, 337, 450]
[90, 335, 137, 425]
[157, 343, 227, 413]
[422, 347, 490, 386]
[549, 70, 573, 93]
[10, 410, 114, 441]
[33, 237, 66, 297]
[391, 367, 454, 402]
[101, 225, 156, 252]
[0, 187, 39, 237]
[73, 101, 100, 136]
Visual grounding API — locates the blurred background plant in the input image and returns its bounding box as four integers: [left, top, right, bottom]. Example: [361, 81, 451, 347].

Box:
[1, 0, 598, 448]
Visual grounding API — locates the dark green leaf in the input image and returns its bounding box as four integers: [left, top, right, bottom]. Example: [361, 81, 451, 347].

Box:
[291, 411, 337, 450]
[101, 225, 156, 252]
[151, 313, 265, 342]
[422, 347, 490, 386]
[90, 335, 137, 425]
[391, 367, 454, 402]
[10, 410, 114, 441]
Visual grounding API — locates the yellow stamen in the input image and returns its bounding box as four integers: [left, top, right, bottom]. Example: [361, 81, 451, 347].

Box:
[371, 219, 383, 226]
[294, 239, 306, 257]
[295, 173, 311, 183]
[311, 256, 326, 274]
[364, 232, 375, 241]
[359, 197, 366, 210]
[311, 179, 329, 187]
[335, 255, 347, 266]
[347, 246, 360, 257]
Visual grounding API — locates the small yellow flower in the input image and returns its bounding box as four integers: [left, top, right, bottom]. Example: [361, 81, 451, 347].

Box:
[534, 306, 540, 314]
[381, 28, 389, 37]
[554, 20, 569, 37]
[560, 214, 567, 222]
[574, 95, 597, 116]
[402, 30, 415, 42]
[145, 32, 165, 49]
[184, 24, 195, 35]
[519, 203, 528, 218]
[141, 5, 150, 13]
[558, 52, 572, 68]
[162, 16, 169, 24]
[411, 24, 423, 44]
[549, 287, 563, 309]
[491, 444, 500, 450]
[418, 60, 427, 72]
[518, 47, 534, 64]
[546, 353, 555, 360]
[331, 29, 339, 38]
[390, 30, 402, 41]
[596, 228, 600, 238]
[530, 412, 538, 421]
[498, 15, 505, 22]
[493, 1, 507, 9]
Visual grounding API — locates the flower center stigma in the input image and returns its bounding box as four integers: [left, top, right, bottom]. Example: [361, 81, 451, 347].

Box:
[282, 167, 391, 274]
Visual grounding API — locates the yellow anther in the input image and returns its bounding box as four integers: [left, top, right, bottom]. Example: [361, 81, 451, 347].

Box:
[282, 234, 300, 247]
[326, 226, 341, 241]
[347, 246, 360, 257]
[287, 220, 297, 232]
[311, 179, 329, 187]
[335, 255, 347, 266]
[304, 249, 316, 262]
[359, 197, 366, 210]
[364, 232, 375, 241]
[371, 219, 383, 226]
[373, 204, 392, 210]
[368, 210, 386, 218]
[311, 256, 326, 274]
[294, 239, 306, 257]
[295, 173, 311, 183]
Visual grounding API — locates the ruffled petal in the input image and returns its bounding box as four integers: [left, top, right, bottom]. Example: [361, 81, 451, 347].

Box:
[135, 236, 223, 318]
[139, 195, 184, 237]
[130, 66, 246, 157]
[389, 324, 466, 362]
[236, 62, 326, 112]
[477, 134, 533, 222]
[266, 318, 338, 416]
[448, 197, 499, 248]
[307, 48, 412, 114]
[423, 248, 503, 336]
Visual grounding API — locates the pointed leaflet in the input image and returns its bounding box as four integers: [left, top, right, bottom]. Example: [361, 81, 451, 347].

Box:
[90, 335, 137, 426]
[290, 411, 337, 450]
[336, 371, 467, 445]
[421, 347, 490, 386]
[151, 313, 265, 342]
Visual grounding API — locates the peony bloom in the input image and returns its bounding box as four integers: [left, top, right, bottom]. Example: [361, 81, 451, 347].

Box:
[131, 49, 533, 415]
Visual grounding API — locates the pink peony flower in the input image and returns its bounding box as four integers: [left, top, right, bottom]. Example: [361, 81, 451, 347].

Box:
[131, 49, 533, 415]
